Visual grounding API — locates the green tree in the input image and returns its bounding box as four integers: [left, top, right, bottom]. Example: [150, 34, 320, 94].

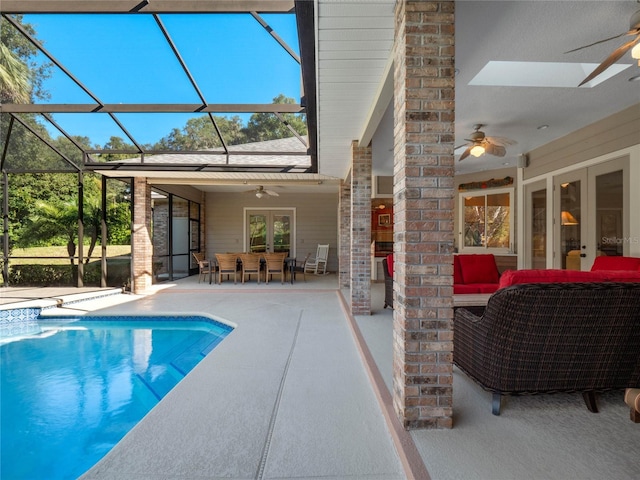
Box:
[19, 199, 79, 264]
[155, 115, 246, 150]
[0, 43, 31, 103]
[0, 14, 50, 104]
[243, 94, 307, 142]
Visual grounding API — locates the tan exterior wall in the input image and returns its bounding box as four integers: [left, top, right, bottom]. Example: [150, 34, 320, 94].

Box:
[524, 104, 640, 180]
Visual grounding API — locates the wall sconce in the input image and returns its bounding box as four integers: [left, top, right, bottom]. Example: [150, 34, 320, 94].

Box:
[561, 211, 579, 225]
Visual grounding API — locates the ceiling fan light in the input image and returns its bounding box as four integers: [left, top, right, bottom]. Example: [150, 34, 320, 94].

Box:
[255, 191, 264, 199]
[470, 145, 485, 157]
[631, 43, 640, 62]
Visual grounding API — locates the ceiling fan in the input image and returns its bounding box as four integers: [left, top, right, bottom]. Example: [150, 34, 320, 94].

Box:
[245, 185, 279, 198]
[456, 125, 516, 161]
[566, 9, 640, 87]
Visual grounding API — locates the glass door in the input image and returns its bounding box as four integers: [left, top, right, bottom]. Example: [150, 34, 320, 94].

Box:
[588, 158, 627, 259]
[553, 158, 628, 270]
[554, 171, 586, 270]
[246, 209, 294, 256]
[523, 180, 547, 269]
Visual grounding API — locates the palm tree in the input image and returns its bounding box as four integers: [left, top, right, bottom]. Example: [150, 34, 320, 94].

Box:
[20, 200, 79, 265]
[0, 43, 31, 103]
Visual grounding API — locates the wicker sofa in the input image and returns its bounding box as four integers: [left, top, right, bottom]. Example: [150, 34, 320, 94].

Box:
[454, 282, 640, 415]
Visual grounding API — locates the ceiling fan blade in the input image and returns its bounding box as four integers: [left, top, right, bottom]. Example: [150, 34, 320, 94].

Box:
[459, 146, 472, 161]
[265, 189, 279, 197]
[485, 143, 506, 157]
[485, 136, 517, 146]
[578, 35, 640, 87]
[564, 30, 630, 54]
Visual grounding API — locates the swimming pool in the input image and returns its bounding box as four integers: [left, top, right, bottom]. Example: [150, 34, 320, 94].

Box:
[0, 315, 233, 480]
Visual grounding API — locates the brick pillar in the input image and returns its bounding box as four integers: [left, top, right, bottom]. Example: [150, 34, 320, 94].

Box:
[132, 177, 153, 293]
[338, 179, 351, 289]
[351, 140, 372, 315]
[392, 0, 455, 429]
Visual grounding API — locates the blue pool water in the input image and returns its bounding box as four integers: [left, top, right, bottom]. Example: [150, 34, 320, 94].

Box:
[0, 315, 232, 480]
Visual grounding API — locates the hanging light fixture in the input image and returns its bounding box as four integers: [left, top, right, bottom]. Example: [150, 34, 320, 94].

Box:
[470, 144, 485, 157]
[561, 211, 579, 225]
[255, 191, 264, 199]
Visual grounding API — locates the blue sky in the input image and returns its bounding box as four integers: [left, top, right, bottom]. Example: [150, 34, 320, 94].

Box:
[24, 13, 301, 147]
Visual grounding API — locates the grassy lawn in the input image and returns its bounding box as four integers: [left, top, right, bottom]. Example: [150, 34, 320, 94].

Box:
[9, 245, 131, 265]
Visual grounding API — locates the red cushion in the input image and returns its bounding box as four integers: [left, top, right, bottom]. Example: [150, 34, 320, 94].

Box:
[457, 254, 500, 284]
[599, 271, 640, 282]
[590, 256, 640, 271]
[453, 255, 463, 285]
[498, 269, 610, 289]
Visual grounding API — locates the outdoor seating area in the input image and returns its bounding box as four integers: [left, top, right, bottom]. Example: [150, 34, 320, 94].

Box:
[454, 281, 640, 416]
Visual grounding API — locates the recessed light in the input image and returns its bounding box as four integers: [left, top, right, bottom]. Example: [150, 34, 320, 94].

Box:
[502, 162, 510, 166]
[537, 124, 549, 130]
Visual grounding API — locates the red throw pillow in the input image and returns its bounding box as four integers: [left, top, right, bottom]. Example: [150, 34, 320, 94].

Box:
[498, 269, 609, 289]
[458, 254, 500, 284]
[453, 255, 463, 284]
[590, 256, 640, 271]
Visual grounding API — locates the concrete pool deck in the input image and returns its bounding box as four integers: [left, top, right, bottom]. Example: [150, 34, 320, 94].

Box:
[3, 275, 639, 480]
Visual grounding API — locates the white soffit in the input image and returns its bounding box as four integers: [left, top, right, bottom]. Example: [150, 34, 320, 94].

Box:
[469, 61, 632, 88]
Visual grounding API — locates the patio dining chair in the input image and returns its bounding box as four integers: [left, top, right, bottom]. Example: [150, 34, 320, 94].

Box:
[263, 252, 287, 284]
[192, 252, 212, 283]
[304, 244, 329, 275]
[215, 253, 239, 284]
[238, 253, 262, 284]
[291, 252, 311, 282]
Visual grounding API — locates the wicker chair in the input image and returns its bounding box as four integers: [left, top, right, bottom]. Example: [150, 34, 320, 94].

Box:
[215, 253, 239, 285]
[192, 252, 212, 283]
[263, 252, 287, 284]
[238, 253, 262, 284]
[454, 282, 640, 415]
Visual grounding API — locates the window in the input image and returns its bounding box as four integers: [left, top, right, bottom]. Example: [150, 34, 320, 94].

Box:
[459, 188, 513, 253]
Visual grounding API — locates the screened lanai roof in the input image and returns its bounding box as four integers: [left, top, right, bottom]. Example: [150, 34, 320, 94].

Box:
[0, 0, 317, 175]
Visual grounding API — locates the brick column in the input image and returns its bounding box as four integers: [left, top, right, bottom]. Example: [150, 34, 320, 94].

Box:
[132, 177, 153, 293]
[392, 0, 455, 429]
[338, 179, 351, 289]
[351, 140, 372, 315]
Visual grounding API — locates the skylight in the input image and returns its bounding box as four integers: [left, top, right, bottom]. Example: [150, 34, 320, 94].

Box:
[469, 61, 632, 88]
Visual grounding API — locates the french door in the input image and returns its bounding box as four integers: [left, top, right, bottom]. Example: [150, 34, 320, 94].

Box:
[245, 209, 294, 256]
[552, 158, 628, 270]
